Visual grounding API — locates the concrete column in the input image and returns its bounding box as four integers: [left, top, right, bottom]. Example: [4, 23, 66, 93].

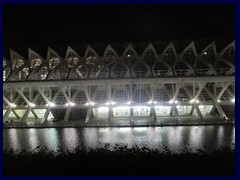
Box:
[194, 104, 203, 120]
[189, 105, 195, 116]
[42, 107, 51, 122]
[108, 107, 113, 124]
[3, 107, 12, 121]
[151, 107, 157, 122]
[85, 107, 92, 123]
[173, 105, 179, 120]
[21, 107, 31, 122]
[63, 107, 71, 122]
[130, 107, 134, 124]
[215, 101, 227, 119]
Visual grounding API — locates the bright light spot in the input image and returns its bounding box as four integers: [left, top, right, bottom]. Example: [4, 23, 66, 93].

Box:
[70, 102, 75, 107]
[190, 99, 195, 104]
[65, 103, 69, 107]
[147, 100, 152, 104]
[29, 103, 36, 107]
[196, 100, 199, 103]
[175, 100, 178, 104]
[217, 99, 221, 103]
[153, 101, 157, 104]
[90, 102, 96, 106]
[127, 101, 131, 105]
[111, 101, 116, 105]
[204, 52, 207, 55]
[231, 98, 235, 103]
[127, 54, 130, 57]
[169, 100, 174, 104]
[49, 102, 55, 107]
[105, 102, 110, 105]
[199, 105, 204, 108]
[85, 102, 89, 106]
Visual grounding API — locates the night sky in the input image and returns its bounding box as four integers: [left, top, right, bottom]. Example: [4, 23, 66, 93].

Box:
[3, 4, 235, 57]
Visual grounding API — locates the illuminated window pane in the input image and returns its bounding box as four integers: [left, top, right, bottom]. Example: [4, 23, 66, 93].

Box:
[14, 109, 27, 118]
[93, 107, 109, 119]
[49, 58, 60, 70]
[47, 112, 54, 121]
[33, 109, 54, 121]
[34, 109, 46, 118]
[155, 106, 171, 116]
[12, 59, 24, 71]
[113, 106, 130, 117]
[199, 105, 214, 116]
[30, 58, 42, 69]
[8, 111, 18, 119]
[176, 105, 192, 116]
[133, 106, 150, 117]
[28, 111, 35, 119]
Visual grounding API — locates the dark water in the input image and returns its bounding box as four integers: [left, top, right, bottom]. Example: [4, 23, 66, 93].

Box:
[3, 125, 235, 154]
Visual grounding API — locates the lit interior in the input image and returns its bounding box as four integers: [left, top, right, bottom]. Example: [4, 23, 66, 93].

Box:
[33, 109, 54, 121]
[14, 109, 27, 118]
[113, 106, 130, 117]
[199, 105, 214, 116]
[176, 105, 193, 116]
[155, 106, 171, 116]
[133, 106, 150, 117]
[93, 107, 109, 119]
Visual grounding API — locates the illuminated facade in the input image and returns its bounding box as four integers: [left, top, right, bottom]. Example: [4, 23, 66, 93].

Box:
[3, 41, 235, 126]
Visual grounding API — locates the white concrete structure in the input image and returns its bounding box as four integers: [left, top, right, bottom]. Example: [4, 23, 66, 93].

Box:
[3, 40, 235, 126]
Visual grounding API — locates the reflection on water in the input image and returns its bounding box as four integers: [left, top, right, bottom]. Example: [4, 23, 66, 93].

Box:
[3, 125, 235, 154]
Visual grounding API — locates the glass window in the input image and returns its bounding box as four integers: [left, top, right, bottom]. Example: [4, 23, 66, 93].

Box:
[155, 106, 171, 116]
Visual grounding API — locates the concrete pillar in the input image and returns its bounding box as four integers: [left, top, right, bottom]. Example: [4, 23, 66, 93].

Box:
[64, 107, 71, 122]
[173, 105, 179, 120]
[21, 107, 31, 122]
[85, 107, 92, 123]
[3, 107, 12, 121]
[42, 107, 51, 122]
[151, 107, 157, 122]
[194, 104, 203, 120]
[130, 107, 134, 124]
[215, 101, 227, 119]
[108, 107, 113, 124]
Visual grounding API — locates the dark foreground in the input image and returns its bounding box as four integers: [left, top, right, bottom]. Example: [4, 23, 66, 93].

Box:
[4, 145, 235, 176]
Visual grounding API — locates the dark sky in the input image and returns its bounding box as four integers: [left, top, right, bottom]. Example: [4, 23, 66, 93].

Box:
[3, 4, 235, 57]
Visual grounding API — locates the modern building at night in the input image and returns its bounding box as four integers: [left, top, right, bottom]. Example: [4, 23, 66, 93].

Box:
[3, 40, 235, 126]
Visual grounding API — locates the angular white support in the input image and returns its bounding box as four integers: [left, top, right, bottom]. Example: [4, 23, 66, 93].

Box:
[194, 104, 203, 120]
[173, 105, 179, 120]
[3, 107, 12, 121]
[42, 108, 51, 122]
[64, 107, 71, 122]
[195, 83, 207, 100]
[85, 107, 92, 123]
[21, 107, 31, 122]
[150, 107, 157, 122]
[108, 107, 113, 123]
[215, 101, 227, 119]
[37, 87, 50, 104]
